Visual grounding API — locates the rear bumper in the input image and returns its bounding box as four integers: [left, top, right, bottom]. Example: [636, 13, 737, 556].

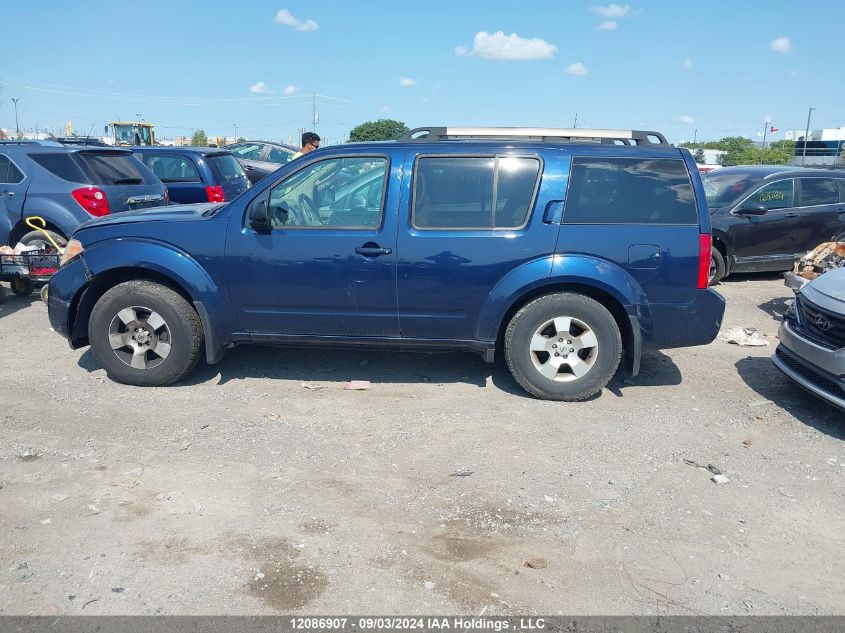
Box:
[774, 320, 845, 411]
[642, 289, 726, 349]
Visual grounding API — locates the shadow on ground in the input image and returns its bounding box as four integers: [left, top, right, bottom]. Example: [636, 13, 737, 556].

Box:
[735, 356, 844, 440]
[0, 290, 38, 321]
[79, 344, 684, 401]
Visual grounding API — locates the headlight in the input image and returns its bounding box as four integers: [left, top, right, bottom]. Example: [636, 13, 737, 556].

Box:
[60, 239, 84, 267]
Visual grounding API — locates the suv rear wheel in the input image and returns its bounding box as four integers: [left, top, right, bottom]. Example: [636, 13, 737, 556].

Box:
[89, 280, 203, 386]
[19, 229, 68, 254]
[504, 293, 622, 401]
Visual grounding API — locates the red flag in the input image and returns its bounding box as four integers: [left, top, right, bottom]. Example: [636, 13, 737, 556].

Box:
[770, 127, 778, 133]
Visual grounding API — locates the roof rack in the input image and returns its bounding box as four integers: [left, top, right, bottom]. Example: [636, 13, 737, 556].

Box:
[401, 127, 671, 147]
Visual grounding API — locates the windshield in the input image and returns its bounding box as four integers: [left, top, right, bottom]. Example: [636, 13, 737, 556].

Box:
[701, 172, 758, 209]
[114, 124, 152, 146]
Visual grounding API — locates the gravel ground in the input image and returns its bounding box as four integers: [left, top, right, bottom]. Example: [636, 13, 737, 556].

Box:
[0, 275, 843, 615]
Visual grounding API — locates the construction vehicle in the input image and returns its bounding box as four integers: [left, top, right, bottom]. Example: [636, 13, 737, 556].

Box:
[106, 121, 155, 146]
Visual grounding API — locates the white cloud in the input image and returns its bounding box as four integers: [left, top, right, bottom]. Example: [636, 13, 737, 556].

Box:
[274, 9, 319, 32]
[564, 62, 588, 76]
[678, 115, 695, 125]
[399, 76, 417, 87]
[598, 21, 618, 30]
[769, 36, 792, 54]
[282, 85, 299, 96]
[683, 58, 693, 68]
[592, 3, 630, 18]
[250, 81, 273, 94]
[455, 31, 557, 61]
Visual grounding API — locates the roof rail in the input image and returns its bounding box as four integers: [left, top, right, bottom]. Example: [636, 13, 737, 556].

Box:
[401, 127, 671, 147]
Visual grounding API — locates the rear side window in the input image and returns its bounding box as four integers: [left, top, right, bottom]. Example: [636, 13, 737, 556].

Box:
[413, 156, 540, 229]
[0, 154, 24, 183]
[30, 152, 87, 183]
[799, 178, 839, 206]
[207, 154, 246, 182]
[267, 146, 293, 164]
[74, 152, 154, 185]
[141, 154, 200, 183]
[564, 157, 697, 225]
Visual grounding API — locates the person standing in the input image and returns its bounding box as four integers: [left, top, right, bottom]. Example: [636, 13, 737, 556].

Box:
[292, 132, 320, 159]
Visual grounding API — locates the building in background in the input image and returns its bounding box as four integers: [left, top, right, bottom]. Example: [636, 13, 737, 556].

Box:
[788, 127, 845, 168]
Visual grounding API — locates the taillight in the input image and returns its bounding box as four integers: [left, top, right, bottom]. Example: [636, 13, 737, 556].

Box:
[698, 233, 712, 289]
[164, 187, 170, 205]
[71, 187, 110, 217]
[206, 185, 225, 203]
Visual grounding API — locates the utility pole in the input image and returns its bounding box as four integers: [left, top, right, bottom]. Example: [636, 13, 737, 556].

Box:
[572, 113, 578, 128]
[693, 128, 698, 145]
[312, 93, 318, 133]
[233, 123, 238, 141]
[11, 98, 20, 139]
[760, 122, 770, 164]
[801, 107, 816, 166]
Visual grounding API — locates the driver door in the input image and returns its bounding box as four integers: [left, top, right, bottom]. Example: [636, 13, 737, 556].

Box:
[225, 152, 401, 337]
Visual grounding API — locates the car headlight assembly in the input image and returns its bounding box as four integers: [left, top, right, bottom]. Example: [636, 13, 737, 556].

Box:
[60, 239, 84, 267]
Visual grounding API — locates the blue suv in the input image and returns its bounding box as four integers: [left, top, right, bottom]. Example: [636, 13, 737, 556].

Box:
[0, 141, 166, 251]
[46, 127, 725, 400]
[132, 147, 250, 205]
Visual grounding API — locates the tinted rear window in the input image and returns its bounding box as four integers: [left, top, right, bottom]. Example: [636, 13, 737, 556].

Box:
[564, 157, 698, 225]
[74, 152, 154, 185]
[799, 178, 839, 206]
[30, 153, 88, 183]
[140, 153, 200, 183]
[207, 154, 246, 182]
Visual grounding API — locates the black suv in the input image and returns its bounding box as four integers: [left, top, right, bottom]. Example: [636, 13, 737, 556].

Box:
[704, 166, 845, 283]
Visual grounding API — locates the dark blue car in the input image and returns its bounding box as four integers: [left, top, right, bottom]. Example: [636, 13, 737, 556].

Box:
[47, 127, 725, 400]
[0, 141, 166, 251]
[132, 147, 250, 205]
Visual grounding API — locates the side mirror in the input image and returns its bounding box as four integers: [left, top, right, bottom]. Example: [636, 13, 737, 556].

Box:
[735, 204, 768, 216]
[248, 196, 271, 232]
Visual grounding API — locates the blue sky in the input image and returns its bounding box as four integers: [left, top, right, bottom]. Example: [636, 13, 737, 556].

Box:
[1, 1, 843, 145]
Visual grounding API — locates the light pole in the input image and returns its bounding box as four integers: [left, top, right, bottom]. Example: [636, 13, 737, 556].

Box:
[693, 128, 698, 145]
[233, 123, 238, 141]
[760, 122, 770, 164]
[801, 107, 816, 166]
[11, 98, 20, 139]
[135, 113, 143, 122]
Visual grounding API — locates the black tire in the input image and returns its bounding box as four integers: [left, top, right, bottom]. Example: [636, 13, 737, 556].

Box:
[11, 277, 34, 297]
[504, 293, 622, 401]
[88, 280, 203, 386]
[18, 229, 68, 254]
[709, 247, 726, 286]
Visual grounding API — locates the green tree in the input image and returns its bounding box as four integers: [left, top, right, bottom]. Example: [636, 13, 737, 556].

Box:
[349, 119, 409, 142]
[762, 140, 795, 166]
[716, 136, 758, 166]
[191, 129, 209, 146]
[694, 148, 706, 163]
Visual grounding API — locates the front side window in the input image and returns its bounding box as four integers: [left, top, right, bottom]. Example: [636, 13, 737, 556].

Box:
[0, 154, 24, 184]
[142, 154, 200, 183]
[799, 178, 839, 207]
[230, 143, 263, 160]
[564, 157, 697, 224]
[412, 156, 540, 229]
[267, 156, 387, 229]
[742, 179, 794, 211]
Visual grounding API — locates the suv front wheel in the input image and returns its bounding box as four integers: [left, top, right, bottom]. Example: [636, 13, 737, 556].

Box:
[89, 280, 203, 386]
[504, 293, 622, 401]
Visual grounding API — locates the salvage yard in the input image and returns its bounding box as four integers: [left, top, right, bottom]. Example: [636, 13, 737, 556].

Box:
[1, 275, 843, 615]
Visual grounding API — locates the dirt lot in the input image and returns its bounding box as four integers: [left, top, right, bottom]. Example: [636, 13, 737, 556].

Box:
[0, 275, 843, 615]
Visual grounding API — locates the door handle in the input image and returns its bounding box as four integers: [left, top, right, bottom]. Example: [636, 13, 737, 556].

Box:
[355, 246, 392, 257]
[244, 165, 255, 170]
[784, 212, 798, 218]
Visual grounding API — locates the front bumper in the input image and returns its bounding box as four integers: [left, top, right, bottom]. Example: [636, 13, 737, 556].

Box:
[774, 319, 845, 412]
[46, 258, 89, 344]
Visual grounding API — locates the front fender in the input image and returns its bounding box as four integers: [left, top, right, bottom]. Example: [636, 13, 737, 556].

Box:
[81, 238, 236, 348]
[475, 254, 648, 341]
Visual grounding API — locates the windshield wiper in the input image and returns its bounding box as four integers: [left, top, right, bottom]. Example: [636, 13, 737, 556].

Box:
[112, 177, 143, 185]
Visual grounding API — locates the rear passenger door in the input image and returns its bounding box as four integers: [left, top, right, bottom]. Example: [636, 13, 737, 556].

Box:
[558, 153, 700, 304]
[0, 153, 28, 237]
[396, 149, 562, 340]
[797, 177, 845, 246]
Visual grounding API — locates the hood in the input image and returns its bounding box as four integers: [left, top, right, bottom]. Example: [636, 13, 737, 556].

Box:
[76, 202, 225, 231]
[806, 267, 845, 302]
